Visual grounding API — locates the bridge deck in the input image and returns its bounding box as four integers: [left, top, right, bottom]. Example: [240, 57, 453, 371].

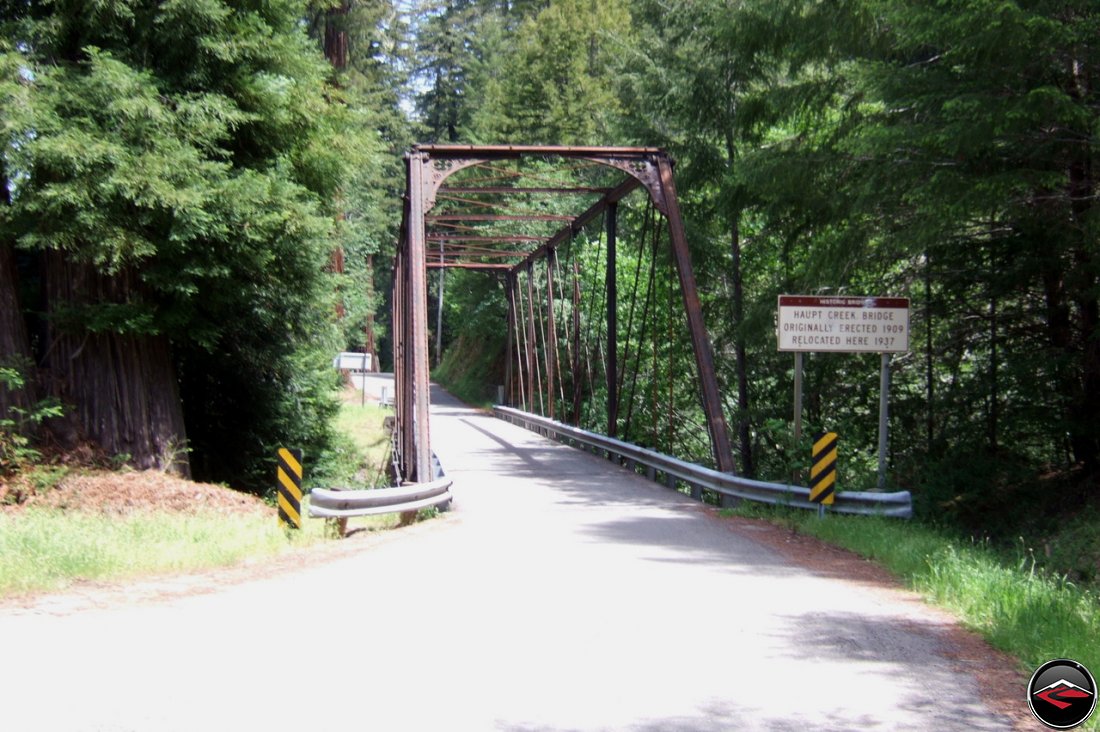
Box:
[423, 385, 1014, 731]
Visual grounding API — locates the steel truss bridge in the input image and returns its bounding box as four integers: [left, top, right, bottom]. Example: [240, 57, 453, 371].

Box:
[391, 144, 735, 484]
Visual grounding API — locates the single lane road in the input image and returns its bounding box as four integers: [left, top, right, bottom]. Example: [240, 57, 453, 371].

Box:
[0, 383, 1021, 731]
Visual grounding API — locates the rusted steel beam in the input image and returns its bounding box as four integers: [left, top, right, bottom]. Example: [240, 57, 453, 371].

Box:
[429, 222, 485, 233]
[531, 261, 546, 415]
[426, 234, 546, 243]
[570, 256, 583, 425]
[508, 176, 640, 276]
[426, 262, 513, 270]
[546, 248, 557, 420]
[606, 202, 618, 438]
[515, 268, 528, 411]
[408, 152, 433, 482]
[439, 186, 612, 195]
[392, 241, 405, 478]
[656, 156, 736, 474]
[505, 273, 516, 407]
[524, 264, 536, 412]
[415, 144, 663, 157]
[426, 214, 573, 223]
[434, 251, 530, 259]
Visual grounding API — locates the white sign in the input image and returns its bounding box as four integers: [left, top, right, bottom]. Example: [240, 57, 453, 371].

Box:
[334, 352, 373, 372]
[778, 295, 910, 353]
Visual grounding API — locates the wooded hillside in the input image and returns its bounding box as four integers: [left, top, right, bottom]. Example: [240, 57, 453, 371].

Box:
[420, 0, 1099, 535]
[2, 1, 1096, 535]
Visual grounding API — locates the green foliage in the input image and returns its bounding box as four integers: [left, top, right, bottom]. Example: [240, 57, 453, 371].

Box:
[0, 0, 364, 488]
[413, 0, 1100, 549]
[326, 400, 393, 488]
[434, 330, 504, 407]
[613, 0, 1100, 514]
[468, 0, 632, 144]
[0, 364, 62, 476]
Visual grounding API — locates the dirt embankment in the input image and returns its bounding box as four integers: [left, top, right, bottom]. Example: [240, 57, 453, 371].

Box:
[1, 469, 268, 517]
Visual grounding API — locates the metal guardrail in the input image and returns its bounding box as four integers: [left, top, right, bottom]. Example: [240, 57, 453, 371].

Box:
[308, 453, 452, 519]
[308, 478, 452, 518]
[493, 406, 912, 519]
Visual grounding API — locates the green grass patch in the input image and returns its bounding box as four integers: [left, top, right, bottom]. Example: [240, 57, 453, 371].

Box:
[723, 502, 1100, 726]
[332, 399, 393, 487]
[0, 388, 416, 598]
[0, 507, 328, 596]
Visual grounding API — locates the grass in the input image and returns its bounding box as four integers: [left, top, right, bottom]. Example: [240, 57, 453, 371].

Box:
[723, 503, 1100, 727]
[332, 400, 393, 487]
[0, 385, 416, 598]
[0, 507, 328, 596]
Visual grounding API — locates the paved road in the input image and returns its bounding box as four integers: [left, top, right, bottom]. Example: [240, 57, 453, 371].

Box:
[0, 385, 1018, 731]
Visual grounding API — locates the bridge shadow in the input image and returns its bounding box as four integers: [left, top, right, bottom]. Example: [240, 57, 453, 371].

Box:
[488, 609, 1017, 731]
[430, 388, 806, 577]
[426, 389, 1018, 732]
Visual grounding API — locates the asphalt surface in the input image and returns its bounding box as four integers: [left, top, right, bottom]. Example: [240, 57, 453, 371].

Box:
[0, 383, 1017, 731]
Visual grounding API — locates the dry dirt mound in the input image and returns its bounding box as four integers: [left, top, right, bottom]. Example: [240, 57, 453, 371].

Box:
[1, 470, 269, 517]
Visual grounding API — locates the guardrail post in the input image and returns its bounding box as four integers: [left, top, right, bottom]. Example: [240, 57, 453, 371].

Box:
[719, 493, 740, 509]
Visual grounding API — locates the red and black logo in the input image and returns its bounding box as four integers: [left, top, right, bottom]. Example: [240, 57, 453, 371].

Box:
[1028, 658, 1096, 729]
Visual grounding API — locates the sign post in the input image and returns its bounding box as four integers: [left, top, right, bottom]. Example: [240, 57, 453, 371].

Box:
[878, 353, 891, 490]
[778, 295, 910, 494]
[793, 351, 803, 484]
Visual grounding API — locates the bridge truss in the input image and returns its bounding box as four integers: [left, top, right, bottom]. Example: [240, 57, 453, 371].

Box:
[392, 145, 735, 483]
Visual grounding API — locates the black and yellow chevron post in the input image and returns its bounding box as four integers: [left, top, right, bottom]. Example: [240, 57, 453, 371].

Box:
[276, 448, 303, 530]
[810, 431, 837, 507]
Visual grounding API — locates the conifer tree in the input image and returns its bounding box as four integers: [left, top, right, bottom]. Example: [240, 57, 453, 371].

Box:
[1, 0, 352, 486]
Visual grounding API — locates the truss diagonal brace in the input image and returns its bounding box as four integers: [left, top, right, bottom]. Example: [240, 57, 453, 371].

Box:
[508, 176, 640, 276]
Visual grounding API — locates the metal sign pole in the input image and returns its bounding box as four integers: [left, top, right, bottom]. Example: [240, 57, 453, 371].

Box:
[877, 353, 891, 490]
[793, 351, 803, 484]
[793, 352, 804, 441]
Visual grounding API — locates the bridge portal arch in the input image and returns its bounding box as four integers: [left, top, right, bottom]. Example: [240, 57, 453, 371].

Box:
[392, 145, 734, 483]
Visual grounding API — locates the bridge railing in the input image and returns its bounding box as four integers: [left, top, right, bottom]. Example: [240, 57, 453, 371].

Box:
[308, 452, 452, 519]
[493, 406, 912, 519]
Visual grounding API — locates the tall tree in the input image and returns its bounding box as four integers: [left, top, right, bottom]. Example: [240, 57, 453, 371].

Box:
[0, 45, 35, 425]
[413, 0, 483, 142]
[2, 0, 350, 486]
[836, 1, 1100, 475]
[623, 0, 854, 476]
[468, 0, 631, 145]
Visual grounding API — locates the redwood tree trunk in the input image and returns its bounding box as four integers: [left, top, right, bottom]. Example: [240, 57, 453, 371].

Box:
[43, 252, 189, 475]
[0, 242, 35, 424]
[1064, 53, 1099, 473]
[0, 154, 36, 426]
